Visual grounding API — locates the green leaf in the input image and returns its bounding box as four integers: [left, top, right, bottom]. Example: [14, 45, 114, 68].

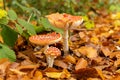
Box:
[35, 26, 45, 33]
[41, 17, 63, 34]
[84, 21, 94, 30]
[0, 17, 9, 25]
[1, 25, 18, 47]
[17, 19, 36, 35]
[0, 43, 16, 62]
[7, 9, 17, 20]
[15, 23, 23, 34]
[82, 16, 89, 21]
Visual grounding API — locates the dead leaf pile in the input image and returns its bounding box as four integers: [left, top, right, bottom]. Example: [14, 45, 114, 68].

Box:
[1, 11, 120, 80]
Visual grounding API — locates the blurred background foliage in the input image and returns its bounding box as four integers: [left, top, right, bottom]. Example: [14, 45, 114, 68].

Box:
[5, 0, 120, 16]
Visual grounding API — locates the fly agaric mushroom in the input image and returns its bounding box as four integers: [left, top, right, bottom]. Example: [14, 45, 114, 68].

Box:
[44, 46, 61, 67]
[29, 32, 62, 51]
[46, 13, 83, 55]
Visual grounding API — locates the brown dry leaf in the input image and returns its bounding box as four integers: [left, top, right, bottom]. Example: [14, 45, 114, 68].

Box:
[16, 36, 25, 46]
[75, 58, 88, 71]
[64, 55, 76, 64]
[33, 70, 43, 80]
[87, 78, 100, 80]
[74, 68, 99, 79]
[77, 46, 98, 59]
[110, 51, 120, 59]
[0, 58, 11, 79]
[17, 64, 39, 70]
[54, 60, 68, 69]
[44, 67, 60, 72]
[101, 46, 111, 57]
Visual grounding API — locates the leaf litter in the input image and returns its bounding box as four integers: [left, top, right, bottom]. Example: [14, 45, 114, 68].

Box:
[1, 12, 120, 80]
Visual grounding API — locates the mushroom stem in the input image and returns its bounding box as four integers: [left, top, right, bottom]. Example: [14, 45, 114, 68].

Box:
[44, 45, 49, 50]
[63, 23, 69, 55]
[63, 29, 69, 55]
[46, 55, 55, 67]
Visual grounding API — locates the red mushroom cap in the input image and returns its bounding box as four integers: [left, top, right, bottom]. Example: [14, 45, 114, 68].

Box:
[29, 32, 62, 45]
[44, 46, 61, 56]
[46, 13, 83, 29]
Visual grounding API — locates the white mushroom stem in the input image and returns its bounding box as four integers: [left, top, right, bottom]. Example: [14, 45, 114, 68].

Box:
[46, 55, 56, 67]
[63, 22, 70, 55]
[44, 45, 49, 50]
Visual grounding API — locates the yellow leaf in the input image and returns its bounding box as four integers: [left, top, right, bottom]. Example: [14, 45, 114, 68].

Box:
[0, 78, 3, 80]
[45, 72, 62, 79]
[90, 36, 99, 44]
[0, 35, 3, 43]
[64, 55, 76, 64]
[95, 68, 105, 80]
[21, 75, 31, 80]
[111, 12, 120, 19]
[61, 69, 71, 78]
[0, 0, 3, 7]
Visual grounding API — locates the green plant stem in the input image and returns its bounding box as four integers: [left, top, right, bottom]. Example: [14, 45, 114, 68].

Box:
[27, 13, 33, 23]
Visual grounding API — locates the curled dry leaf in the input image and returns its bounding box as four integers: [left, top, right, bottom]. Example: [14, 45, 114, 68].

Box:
[54, 60, 68, 69]
[75, 58, 88, 71]
[101, 46, 111, 57]
[77, 46, 98, 59]
[9, 69, 26, 76]
[64, 55, 76, 64]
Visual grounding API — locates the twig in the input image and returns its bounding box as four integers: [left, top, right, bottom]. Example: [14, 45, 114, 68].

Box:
[3, 0, 6, 10]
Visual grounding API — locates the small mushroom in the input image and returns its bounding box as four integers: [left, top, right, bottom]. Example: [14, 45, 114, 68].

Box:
[44, 46, 61, 67]
[29, 32, 62, 50]
[46, 13, 83, 55]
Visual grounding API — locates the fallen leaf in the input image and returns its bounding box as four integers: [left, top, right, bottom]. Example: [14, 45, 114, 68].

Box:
[33, 70, 43, 80]
[101, 46, 111, 57]
[61, 69, 71, 79]
[95, 68, 105, 80]
[45, 72, 62, 79]
[90, 36, 99, 44]
[54, 60, 68, 69]
[77, 46, 98, 59]
[64, 55, 76, 64]
[75, 58, 88, 71]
